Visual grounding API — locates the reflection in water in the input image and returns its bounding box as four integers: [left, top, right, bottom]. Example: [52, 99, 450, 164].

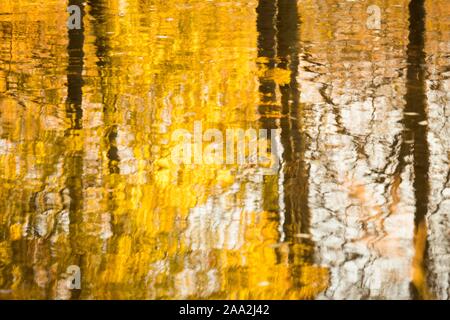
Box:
[0, 0, 449, 300]
[66, 0, 85, 300]
[404, 0, 430, 299]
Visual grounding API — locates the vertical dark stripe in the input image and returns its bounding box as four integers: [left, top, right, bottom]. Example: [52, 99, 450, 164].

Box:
[405, 0, 428, 231]
[88, 0, 120, 174]
[276, 0, 311, 242]
[66, 0, 85, 300]
[67, 0, 85, 130]
[404, 0, 430, 299]
[256, 0, 278, 131]
[257, 0, 280, 216]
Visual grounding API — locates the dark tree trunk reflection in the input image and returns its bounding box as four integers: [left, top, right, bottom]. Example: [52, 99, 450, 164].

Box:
[403, 0, 430, 300]
[257, 0, 312, 271]
[66, 0, 85, 299]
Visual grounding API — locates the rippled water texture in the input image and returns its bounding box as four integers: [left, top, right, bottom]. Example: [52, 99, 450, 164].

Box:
[0, 0, 449, 300]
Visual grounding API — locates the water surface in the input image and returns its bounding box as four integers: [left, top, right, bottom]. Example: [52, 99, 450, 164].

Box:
[0, 0, 449, 299]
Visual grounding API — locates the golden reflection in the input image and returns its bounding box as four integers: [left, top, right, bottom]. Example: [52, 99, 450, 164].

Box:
[0, 0, 449, 300]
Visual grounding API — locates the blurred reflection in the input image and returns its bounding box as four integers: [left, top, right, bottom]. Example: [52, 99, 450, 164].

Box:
[0, 0, 449, 300]
[403, 0, 429, 300]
